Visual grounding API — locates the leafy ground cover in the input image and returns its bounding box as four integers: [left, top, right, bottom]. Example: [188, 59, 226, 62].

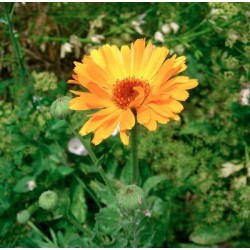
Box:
[0, 2, 250, 247]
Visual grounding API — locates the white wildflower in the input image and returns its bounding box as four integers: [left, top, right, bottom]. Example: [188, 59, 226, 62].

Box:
[91, 34, 104, 43]
[161, 24, 171, 35]
[169, 22, 180, 34]
[27, 179, 36, 191]
[144, 209, 151, 217]
[68, 137, 88, 156]
[60, 42, 73, 59]
[175, 45, 185, 54]
[154, 31, 164, 42]
[131, 20, 143, 35]
[239, 84, 250, 106]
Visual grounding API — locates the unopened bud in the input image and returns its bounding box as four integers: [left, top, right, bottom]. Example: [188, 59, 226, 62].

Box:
[17, 210, 31, 224]
[39, 190, 58, 211]
[116, 184, 144, 212]
[50, 96, 71, 120]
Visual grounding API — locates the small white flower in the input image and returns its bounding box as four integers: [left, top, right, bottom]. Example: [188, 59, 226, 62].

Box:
[161, 24, 171, 35]
[154, 31, 165, 42]
[144, 209, 151, 217]
[60, 42, 73, 59]
[91, 34, 104, 43]
[169, 22, 180, 34]
[131, 21, 143, 35]
[239, 84, 250, 106]
[27, 180, 36, 191]
[68, 137, 88, 156]
[175, 45, 185, 54]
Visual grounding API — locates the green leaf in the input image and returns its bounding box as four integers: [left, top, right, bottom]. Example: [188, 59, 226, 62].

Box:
[55, 166, 74, 176]
[90, 180, 115, 205]
[143, 175, 167, 196]
[190, 221, 243, 245]
[13, 176, 35, 193]
[70, 182, 87, 223]
[0, 18, 7, 24]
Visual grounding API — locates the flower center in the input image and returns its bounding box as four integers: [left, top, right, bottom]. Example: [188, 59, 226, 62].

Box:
[112, 77, 150, 110]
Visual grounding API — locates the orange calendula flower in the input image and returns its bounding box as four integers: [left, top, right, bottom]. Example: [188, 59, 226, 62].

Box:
[68, 38, 198, 145]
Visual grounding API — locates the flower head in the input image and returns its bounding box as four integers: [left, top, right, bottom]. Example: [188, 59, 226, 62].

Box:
[68, 39, 198, 145]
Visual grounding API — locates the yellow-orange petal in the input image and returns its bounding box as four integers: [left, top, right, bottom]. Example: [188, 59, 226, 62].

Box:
[150, 55, 177, 87]
[137, 106, 151, 124]
[91, 111, 121, 145]
[147, 102, 175, 118]
[79, 107, 118, 135]
[121, 45, 131, 75]
[142, 119, 157, 131]
[69, 90, 113, 110]
[142, 47, 169, 81]
[120, 130, 129, 145]
[130, 86, 145, 108]
[149, 108, 170, 124]
[166, 98, 184, 113]
[169, 89, 189, 101]
[85, 81, 111, 100]
[120, 109, 135, 131]
[130, 38, 146, 76]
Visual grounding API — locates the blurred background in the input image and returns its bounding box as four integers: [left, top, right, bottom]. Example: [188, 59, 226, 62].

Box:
[0, 2, 250, 247]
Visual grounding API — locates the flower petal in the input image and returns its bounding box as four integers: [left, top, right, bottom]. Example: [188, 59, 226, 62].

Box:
[79, 107, 119, 135]
[142, 119, 157, 131]
[120, 130, 129, 145]
[120, 109, 135, 131]
[137, 106, 151, 124]
[142, 47, 169, 81]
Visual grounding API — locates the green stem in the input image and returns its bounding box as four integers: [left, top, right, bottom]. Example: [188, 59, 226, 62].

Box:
[243, 141, 249, 165]
[27, 221, 53, 244]
[3, 3, 28, 80]
[131, 214, 139, 247]
[98, 165, 116, 196]
[131, 121, 140, 185]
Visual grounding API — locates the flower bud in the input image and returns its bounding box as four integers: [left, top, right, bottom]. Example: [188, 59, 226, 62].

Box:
[39, 190, 58, 211]
[116, 184, 144, 212]
[17, 210, 31, 224]
[50, 96, 71, 120]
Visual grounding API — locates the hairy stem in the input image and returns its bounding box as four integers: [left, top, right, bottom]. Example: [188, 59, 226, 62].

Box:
[3, 3, 28, 80]
[131, 121, 140, 185]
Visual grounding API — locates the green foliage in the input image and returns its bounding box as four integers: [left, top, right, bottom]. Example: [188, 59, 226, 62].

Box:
[1, 2, 250, 248]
